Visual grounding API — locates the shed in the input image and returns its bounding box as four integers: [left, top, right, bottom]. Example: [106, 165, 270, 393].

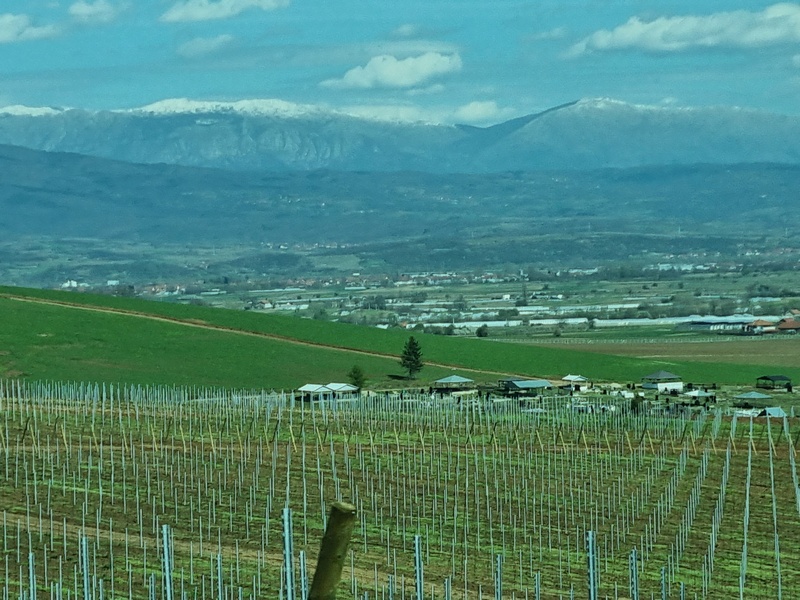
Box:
[641, 370, 683, 392]
[756, 375, 792, 390]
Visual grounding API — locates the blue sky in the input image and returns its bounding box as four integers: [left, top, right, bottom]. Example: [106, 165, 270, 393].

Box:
[1, 1, 800, 124]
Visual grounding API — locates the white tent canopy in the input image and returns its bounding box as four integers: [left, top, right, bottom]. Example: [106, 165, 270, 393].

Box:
[683, 389, 715, 398]
[434, 375, 475, 384]
[562, 374, 588, 382]
[734, 391, 772, 400]
[760, 406, 787, 418]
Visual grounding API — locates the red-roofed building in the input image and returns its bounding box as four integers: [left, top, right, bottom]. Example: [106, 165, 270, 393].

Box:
[776, 318, 800, 332]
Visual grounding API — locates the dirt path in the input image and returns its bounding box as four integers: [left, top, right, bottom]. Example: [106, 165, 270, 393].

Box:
[3, 294, 522, 378]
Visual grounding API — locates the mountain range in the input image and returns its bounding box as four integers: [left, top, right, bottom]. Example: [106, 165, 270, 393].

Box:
[2, 98, 800, 173]
[3, 97, 800, 285]
[2, 141, 797, 245]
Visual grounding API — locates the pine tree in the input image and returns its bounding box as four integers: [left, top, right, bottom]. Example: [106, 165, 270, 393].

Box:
[400, 336, 424, 379]
[347, 365, 367, 390]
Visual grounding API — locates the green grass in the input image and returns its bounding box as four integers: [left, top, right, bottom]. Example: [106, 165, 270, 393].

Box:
[0, 295, 464, 387]
[2, 285, 799, 387]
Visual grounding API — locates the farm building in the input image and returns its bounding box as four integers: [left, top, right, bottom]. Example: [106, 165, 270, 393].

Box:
[561, 374, 589, 391]
[297, 382, 359, 401]
[744, 319, 776, 334]
[641, 370, 683, 392]
[326, 382, 359, 396]
[676, 316, 753, 332]
[297, 383, 332, 401]
[756, 375, 792, 390]
[776, 319, 800, 333]
[498, 379, 553, 395]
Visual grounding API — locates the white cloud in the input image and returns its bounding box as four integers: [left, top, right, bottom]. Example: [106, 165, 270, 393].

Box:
[405, 84, 446, 96]
[68, 1, 122, 24]
[0, 13, 59, 43]
[321, 52, 462, 90]
[453, 101, 515, 124]
[178, 34, 234, 58]
[160, 0, 290, 23]
[340, 104, 437, 123]
[367, 39, 459, 56]
[530, 27, 567, 41]
[569, 3, 800, 55]
[391, 24, 422, 38]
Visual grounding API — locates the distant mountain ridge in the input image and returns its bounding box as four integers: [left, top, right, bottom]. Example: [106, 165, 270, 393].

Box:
[1, 98, 799, 172]
[2, 141, 799, 244]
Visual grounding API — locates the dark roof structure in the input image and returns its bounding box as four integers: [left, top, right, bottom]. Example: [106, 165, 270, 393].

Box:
[642, 370, 681, 381]
[756, 375, 792, 389]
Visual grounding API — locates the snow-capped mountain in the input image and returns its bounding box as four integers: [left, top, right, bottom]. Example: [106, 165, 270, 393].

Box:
[0, 98, 799, 172]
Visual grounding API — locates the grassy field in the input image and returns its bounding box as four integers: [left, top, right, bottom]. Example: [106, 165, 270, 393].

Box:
[1, 382, 798, 599]
[569, 337, 800, 369]
[2, 286, 800, 388]
[0, 294, 472, 388]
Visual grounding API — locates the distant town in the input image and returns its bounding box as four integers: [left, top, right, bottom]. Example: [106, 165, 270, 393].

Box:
[55, 256, 800, 340]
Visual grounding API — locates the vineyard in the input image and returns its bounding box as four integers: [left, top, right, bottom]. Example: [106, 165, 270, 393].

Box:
[1, 380, 799, 600]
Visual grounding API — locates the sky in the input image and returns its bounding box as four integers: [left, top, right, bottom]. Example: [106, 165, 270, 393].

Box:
[1, 1, 800, 124]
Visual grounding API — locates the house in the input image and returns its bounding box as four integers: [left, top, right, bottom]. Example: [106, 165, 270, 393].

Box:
[756, 375, 792, 390]
[776, 319, 800, 333]
[641, 370, 683, 393]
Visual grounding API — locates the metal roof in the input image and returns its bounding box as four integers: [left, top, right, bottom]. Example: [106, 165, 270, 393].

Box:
[562, 374, 588, 382]
[297, 384, 331, 393]
[326, 383, 358, 392]
[434, 375, 475, 384]
[506, 379, 552, 389]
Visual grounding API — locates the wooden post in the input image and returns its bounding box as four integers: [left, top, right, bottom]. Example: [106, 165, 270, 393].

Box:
[308, 502, 358, 600]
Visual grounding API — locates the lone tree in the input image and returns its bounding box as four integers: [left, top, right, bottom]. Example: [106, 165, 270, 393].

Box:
[400, 336, 424, 379]
[347, 365, 367, 390]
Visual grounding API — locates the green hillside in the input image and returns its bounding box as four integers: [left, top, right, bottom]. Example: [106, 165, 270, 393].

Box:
[1, 286, 797, 387]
